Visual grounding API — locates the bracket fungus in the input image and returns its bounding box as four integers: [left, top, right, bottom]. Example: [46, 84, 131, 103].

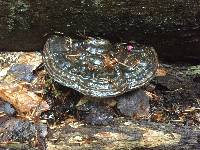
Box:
[43, 35, 158, 97]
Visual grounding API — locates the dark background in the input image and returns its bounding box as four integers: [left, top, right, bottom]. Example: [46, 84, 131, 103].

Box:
[0, 0, 200, 62]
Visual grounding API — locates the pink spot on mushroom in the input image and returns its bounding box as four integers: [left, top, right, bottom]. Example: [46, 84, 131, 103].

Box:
[127, 44, 134, 52]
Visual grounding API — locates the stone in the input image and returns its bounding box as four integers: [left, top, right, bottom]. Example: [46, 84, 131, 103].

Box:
[117, 90, 150, 118]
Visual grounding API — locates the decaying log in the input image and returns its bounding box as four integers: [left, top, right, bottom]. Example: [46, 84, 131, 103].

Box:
[0, 0, 200, 62]
[47, 118, 200, 150]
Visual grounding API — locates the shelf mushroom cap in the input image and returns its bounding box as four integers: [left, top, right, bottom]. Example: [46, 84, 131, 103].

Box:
[43, 35, 158, 97]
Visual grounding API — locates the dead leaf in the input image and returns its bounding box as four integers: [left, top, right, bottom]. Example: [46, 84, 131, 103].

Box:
[0, 83, 49, 116]
[151, 111, 166, 122]
[156, 67, 167, 76]
[145, 91, 160, 102]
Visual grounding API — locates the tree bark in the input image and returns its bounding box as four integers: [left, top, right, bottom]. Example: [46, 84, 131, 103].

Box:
[0, 0, 200, 62]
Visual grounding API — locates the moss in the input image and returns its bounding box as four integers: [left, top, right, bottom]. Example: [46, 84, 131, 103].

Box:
[186, 65, 200, 75]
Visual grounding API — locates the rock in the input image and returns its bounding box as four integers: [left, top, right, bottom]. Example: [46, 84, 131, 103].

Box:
[76, 100, 115, 125]
[0, 116, 47, 142]
[8, 64, 36, 82]
[116, 90, 150, 118]
[0, 100, 16, 116]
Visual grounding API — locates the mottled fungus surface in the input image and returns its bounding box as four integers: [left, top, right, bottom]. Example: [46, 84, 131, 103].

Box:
[43, 35, 158, 97]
